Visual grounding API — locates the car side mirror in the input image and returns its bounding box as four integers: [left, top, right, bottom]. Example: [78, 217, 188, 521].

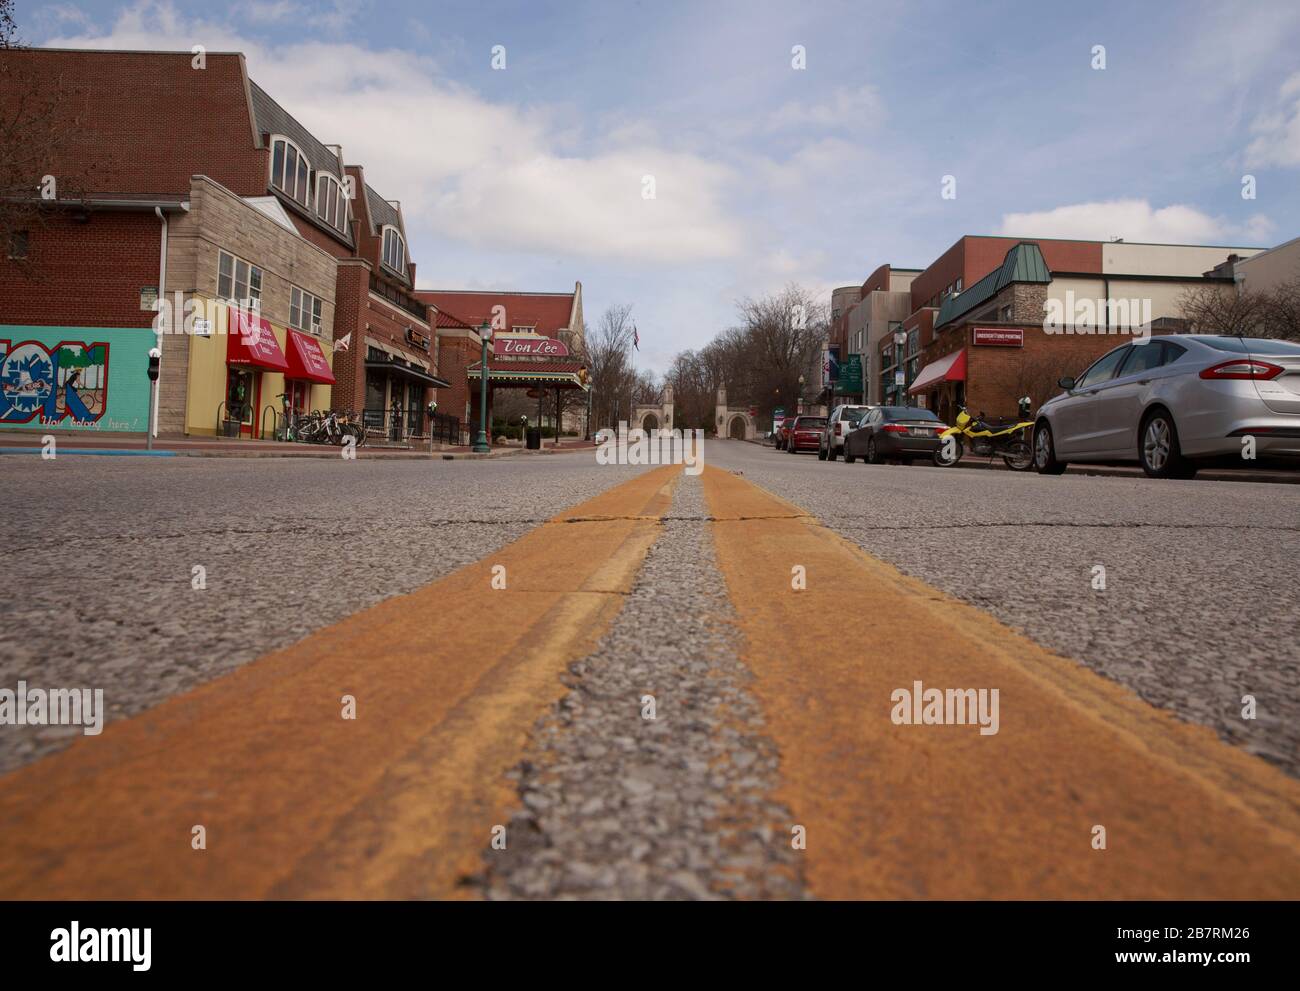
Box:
[1058, 376, 1075, 391]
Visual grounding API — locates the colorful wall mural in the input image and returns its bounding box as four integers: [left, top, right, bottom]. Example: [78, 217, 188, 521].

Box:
[0, 327, 153, 432]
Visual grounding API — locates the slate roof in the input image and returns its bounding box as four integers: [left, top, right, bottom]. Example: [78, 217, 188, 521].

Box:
[248, 80, 344, 184]
[364, 185, 402, 237]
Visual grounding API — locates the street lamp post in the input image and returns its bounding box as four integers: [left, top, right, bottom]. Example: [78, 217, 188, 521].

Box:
[473, 320, 492, 453]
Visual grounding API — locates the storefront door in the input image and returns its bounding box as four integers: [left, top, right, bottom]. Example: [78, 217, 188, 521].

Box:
[226, 368, 258, 437]
[406, 380, 423, 435]
[287, 379, 309, 416]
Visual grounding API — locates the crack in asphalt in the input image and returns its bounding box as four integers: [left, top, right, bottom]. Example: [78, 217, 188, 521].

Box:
[826, 520, 1300, 532]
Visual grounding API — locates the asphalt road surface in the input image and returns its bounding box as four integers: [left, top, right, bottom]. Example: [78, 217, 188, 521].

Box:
[706, 440, 1300, 774]
[1, 443, 1297, 900]
[0, 454, 652, 772]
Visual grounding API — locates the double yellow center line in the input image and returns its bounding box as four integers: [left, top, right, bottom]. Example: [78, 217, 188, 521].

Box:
[1, 463, 1297, 899]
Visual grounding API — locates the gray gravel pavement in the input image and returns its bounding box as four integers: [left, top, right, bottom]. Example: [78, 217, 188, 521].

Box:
[707, 440, 1300, 776]
[0, 454, 650, 773]
[476, 473, 806, 900]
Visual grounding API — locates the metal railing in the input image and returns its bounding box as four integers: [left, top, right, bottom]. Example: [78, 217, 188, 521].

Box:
[368, 273, 429, 324]
[362, 407, 460, 444]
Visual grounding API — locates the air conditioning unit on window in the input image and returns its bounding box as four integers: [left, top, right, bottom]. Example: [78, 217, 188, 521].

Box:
[312, 320, 323, 335]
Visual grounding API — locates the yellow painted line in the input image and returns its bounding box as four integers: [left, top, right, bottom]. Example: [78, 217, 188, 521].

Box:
[0, 465, 681, 900]
[701, 465, 1300, 899]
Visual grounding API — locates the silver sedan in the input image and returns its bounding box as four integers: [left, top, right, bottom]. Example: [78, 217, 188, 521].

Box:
[1033, 334, 1300, 478]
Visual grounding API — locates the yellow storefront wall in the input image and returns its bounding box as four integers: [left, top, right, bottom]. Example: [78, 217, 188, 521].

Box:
[184, 299, 334, 437]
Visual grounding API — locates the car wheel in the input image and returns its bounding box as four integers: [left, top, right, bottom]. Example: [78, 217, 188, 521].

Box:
[817, 445, 827, 461]
[866, 437, 881, 464]
[1139, 410, 1197, 479]
[1033, 421, 1067, 475]
[933, 436, 961, 467]
[827, 443, 837, 461]
[844, 445, 856, 464]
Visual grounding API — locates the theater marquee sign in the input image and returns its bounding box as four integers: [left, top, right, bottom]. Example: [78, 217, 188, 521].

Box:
[492, 333, 570, 357]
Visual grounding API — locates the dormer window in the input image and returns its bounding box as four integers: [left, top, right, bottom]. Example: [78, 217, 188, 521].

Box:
[316, 173, 348, 232]
[270, 135, 311, 207]
[381, 225, 406, 274]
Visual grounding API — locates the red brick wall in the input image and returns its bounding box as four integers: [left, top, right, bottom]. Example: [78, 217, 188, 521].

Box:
[911, 236, 1103, 312]
[0, 49, 265, 197]
[437, 336, 476, 426]
[964, 237, 1100, 284]
[331, 264, 366, 412]
[966, 326, 1125, 419]
[861, 263, 892, 296]
[329, 263, 436, 416]
[0, 211, 160, 327]
[911, 238, 966, 310]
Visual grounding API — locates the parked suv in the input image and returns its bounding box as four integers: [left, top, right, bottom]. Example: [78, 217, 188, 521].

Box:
[786, 415, 828, 454]
[819, 404, 873, 461]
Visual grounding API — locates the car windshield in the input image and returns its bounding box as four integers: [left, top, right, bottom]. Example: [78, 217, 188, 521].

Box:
[796, 418, 826, 428]
[1195, 336, 1300, 355]
[881, 407, 939, 420]
[841, 408, 868, 424]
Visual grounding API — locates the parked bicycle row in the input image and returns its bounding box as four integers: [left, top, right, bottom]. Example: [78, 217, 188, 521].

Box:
[769, 334, 1300, 480]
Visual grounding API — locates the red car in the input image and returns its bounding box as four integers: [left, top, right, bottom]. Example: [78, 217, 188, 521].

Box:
[785, 415, 827, 454]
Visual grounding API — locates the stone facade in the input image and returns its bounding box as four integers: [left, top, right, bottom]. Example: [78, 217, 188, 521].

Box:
[159, 175, 338, 435]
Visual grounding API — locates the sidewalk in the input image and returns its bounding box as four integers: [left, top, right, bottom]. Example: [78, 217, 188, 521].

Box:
[0, 430, 599, 460]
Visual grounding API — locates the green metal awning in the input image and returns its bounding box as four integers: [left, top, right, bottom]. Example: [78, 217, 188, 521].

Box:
[934, 241, 1052, 330]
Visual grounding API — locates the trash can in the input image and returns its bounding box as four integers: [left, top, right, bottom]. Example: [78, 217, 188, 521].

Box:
[525, 427, 542, 450]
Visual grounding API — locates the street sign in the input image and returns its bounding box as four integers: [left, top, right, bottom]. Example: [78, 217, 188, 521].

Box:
[895, 369, 905, 386]
[836, 354, 863, 393]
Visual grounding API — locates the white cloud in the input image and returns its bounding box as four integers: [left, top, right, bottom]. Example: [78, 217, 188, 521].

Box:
[996, 199, 1269, 244]
[1246, 72, 1300, 168]
[46, 1, 744, 265]
[766, 85, 885, 132]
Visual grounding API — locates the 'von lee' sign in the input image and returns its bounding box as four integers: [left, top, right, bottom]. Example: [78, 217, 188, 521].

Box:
[492, 334, 570, 357]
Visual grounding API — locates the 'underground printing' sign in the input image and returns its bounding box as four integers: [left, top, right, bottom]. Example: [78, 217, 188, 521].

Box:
[0, 327, 152, 432]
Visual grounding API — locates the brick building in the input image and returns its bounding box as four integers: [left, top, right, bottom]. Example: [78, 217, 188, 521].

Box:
[0, 47, 446, 439]
[415, 286, 586, 443]
[849, 235, 1267, 423]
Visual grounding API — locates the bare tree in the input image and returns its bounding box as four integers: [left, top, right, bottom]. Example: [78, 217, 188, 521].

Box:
[1177, 283, 1268, 337]
[1263, 276, 1300, 342]
[586, 304, 641, 429]
[1, 1, 16, 48]
[1, 15, 106, 271]
[1010, 350, 1083, 415]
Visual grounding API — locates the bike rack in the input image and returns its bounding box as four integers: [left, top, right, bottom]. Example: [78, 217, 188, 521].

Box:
[260, 405, 279, 441]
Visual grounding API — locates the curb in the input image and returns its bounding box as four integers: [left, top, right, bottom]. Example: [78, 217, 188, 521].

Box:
[951, 458, 1299, 485]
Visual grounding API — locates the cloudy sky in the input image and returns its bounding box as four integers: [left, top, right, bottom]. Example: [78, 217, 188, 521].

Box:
[22, 0, 1300, 372]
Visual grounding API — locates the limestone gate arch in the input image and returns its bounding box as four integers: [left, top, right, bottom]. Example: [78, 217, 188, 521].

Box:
[714, 388, 755, 440]
[632, 384, 674, 433]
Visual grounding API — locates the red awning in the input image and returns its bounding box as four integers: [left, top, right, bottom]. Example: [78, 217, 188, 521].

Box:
[286, 328, 335, 384]
[227, 307, 289, 372]
[909, 348, 966, 394]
